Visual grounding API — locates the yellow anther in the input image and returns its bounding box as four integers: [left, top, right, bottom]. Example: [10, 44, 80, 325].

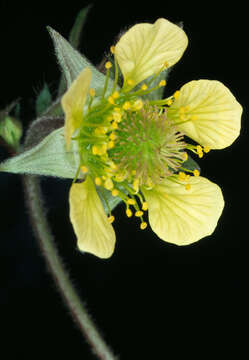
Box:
[146, 178, 154, 188]
[108, 215, 115, 223]
[196, 145, 203, 158]
[193, 169, 200, 177]
[133, 178, 139, 192]
[109, 132, 116, 141]
[185, 183, 191, 191]
[114, 106, 121, 112]
[89, 88, 96, 97]
[127, 198, 136, 205]
[123, 101, 131, 110]
[112, 111, 122, 122]
[132, 99, 143, 111]
[95, 177, 102, 186]
[92, 145, 99, 155]
[179, 106, 186, 114]
[166, 99, 173, 106]
[183, 152, 188, 161]
[104, 178, 114, 190]
[173, 90, 180, 99]
[112, 91, 119, 99]
[135, 210, 143, 217]
[96, 143, 107, 156]
[159, 80, 166, 87]
[126, 208, 133, 218]
[105, 61, 112, 69]
[115, 172, 126, 182]
[203, 146, 210, 153]
[81, 166, 88, 173]
[108, 140, 115, 149]
[108, 96, 115, 105]
[102, 175, 106, 180]
[112, 189, 119, 197]
[111, 121, 118, 130]
[140, 222, 147, 230]
[109, 161, 117, 170]
[164, 61, 169, 68]
[110, 45, 115, 54]
[178, 171, 186, 181]
[127, 79, 135, 86]
[142, 202, 148, 211]
[141, 84, 148, 91]
[190, 115, 198, 121]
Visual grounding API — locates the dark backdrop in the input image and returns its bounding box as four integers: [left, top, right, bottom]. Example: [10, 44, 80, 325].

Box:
[1, 1, 248, 359]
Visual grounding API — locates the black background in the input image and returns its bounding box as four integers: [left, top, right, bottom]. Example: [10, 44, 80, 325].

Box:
[0, 1, 248, 359]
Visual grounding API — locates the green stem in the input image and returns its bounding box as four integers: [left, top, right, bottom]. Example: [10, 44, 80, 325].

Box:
[21, 124, 118, 360]
[22, 175, 118, 360]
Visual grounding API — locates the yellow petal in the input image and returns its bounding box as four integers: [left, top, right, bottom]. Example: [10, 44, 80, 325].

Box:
[115, 18, 188, 89]
[143, 176, 224, 246]
[169, 80, 242, 149]
[61, 67, 92, 149]
[69, 176, 116, 258]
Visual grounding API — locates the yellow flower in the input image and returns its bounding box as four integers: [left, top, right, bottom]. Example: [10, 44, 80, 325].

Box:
[61, 18, 241, 258]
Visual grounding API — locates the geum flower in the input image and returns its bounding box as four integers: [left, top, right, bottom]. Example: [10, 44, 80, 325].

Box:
[62, 18, 242, 258]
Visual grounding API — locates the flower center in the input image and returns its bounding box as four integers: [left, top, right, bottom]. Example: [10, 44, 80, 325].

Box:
[109, 103, 186, 186]
[73, 56, 203, 228]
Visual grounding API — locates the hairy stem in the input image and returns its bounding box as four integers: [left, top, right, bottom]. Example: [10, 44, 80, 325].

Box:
[22, 175, 118, 360]
[22, 119, 118, 359]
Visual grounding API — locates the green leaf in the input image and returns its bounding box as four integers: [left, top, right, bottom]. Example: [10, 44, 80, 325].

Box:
[47, 26, 114, 96]
[0, 127, 77, 179]
[58, 4, 93, 96]
[68, 4, 92, 49]
[36, 83, 52, 115]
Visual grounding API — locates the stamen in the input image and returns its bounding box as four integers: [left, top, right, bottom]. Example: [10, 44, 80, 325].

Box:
[203, 146, 210, 153]
[127, 198, 136, 205]
[142, 202, 148, 211]
[140, 222, 147, 230]
[133, 178, 139, 192]
[81, 166, 88, 174]
[126, 207, 133, 217]
[159, 80, 166, 87]
[105, 61, 112, 69]
[104, 178, 114, 190]
[108, 215, 115, 223]
[135, 210, 143, 217]
[95, 177, 102, 186]
[141, 84, 148, 91]
[112, 189, 119, 196]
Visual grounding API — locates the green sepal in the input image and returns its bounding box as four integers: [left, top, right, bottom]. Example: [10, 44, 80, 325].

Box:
[47, 26, 115, 96]
[68, 4, 92, 49]
[182, 154, 201, 173]
[35, 83, 52, 115]
[0, 127, 77, 178]
[96, 187, 122, 214]
[141, 68, 171, 101]
[58, 4, 93, 96]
